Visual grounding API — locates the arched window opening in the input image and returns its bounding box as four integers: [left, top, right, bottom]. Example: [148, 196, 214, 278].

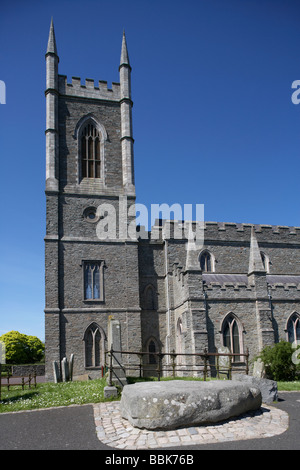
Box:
[176, 317, 186, 371]
[260, 252, 270, 273]
[148, 340, 157, 365]
[83, 261, 104, 301]
[200, 251, 213, 272]
[287, 313, 300, 345]
[177, 318, 183, 356]
[146, 337, 159, 366]
[84, 323, 104, 368]
[144, 285, 156, 310]
[81, 123, 101, 178]
[222, 314, 242, 362]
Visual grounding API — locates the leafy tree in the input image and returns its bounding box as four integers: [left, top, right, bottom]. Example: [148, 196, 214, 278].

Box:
[258, 341, 300, 381]
[0, 331, 44, 364]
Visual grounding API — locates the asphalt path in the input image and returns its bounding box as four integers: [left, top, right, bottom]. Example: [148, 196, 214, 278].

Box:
[0, 392, 299, 452]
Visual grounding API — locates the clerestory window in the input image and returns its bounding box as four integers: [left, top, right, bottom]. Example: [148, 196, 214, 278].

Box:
[81, 123, 101, 178]
[200, 251, 213, 272]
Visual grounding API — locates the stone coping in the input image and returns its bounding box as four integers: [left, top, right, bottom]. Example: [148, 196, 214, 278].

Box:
[93, 401, 289, 450]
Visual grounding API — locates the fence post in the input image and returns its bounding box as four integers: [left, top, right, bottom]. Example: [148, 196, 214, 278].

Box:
[157, 353, 163, 381]
[108, 344, 113, 387]
[229, 354, 232, 380]
[171, 349, 176, 378]
[138, 353, 143, 378]
[0, 363, 2, 401]
[203, 349, 208, 381]
[246, 348, 249, 375]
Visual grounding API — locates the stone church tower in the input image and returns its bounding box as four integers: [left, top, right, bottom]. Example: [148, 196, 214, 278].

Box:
[44, 20, 141, 380]
[45, 20, 300, 382]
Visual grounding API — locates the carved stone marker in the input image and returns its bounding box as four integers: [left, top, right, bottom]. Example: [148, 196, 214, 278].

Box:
[61, 357, 69, 382]
[252, 358, 266, 378]
[120, 380, 262, 430]
[218, 346, 230, 379]
[108, 317, 127, 386]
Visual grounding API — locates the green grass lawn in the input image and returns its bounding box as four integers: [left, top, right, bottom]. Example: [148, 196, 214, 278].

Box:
[1, 377, 300, 414]
[0, 377, 119, 413]
[277, 381, 300, 391]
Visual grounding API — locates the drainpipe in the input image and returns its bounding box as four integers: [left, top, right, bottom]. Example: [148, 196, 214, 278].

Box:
[164, 238, 171, 365]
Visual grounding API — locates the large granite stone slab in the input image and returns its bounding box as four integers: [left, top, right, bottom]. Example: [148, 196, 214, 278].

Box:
[120, 380, 262, 430]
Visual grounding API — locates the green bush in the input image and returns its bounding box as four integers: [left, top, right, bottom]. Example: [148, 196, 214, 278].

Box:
[258, 341, 300, 381]
[0, 331, 44, 364]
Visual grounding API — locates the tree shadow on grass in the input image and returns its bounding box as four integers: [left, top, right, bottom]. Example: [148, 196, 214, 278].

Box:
[0, 390, 39, 404]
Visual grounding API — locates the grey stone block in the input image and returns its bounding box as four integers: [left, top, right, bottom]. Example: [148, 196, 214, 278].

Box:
[104, 385, 118, 399]
[233, 374, 278, 404]
[120, 380, 262, 430]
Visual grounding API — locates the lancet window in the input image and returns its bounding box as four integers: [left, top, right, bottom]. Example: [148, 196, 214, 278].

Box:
[81, 123, 101, 178]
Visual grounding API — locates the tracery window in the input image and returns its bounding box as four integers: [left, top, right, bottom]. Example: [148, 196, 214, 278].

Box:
[287, 313, 300, 344]
[222, 314, 242, 362]
[83, 261, 104, 301]
[81, 123, 101, 178]
[84, 323, 104, 368]
[200, 251, 212, 272]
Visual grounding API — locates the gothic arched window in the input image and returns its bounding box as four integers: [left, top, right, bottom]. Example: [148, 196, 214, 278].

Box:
[200, 250, 213, 272]
[260, 252, 270, 273]
[222, 314, 242, 362]
[287, 313, 300, 344]
[144, 285, 156, 310]
[81, 123, 101, 178]
[146, 338, 159, 365]
[84, 323, 105, 368]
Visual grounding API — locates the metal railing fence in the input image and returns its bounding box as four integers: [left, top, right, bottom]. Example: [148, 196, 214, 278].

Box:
[106, 346, 249, 388]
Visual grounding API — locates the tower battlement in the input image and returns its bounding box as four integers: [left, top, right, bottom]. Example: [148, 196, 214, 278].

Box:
[148, 219, 300, 244]
[58, 75, 121, 101]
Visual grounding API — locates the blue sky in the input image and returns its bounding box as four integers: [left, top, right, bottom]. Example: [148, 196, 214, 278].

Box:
[1, 0, 300, 341]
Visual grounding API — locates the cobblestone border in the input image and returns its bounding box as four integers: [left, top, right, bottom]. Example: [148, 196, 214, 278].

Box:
[93, 401, 289, 449]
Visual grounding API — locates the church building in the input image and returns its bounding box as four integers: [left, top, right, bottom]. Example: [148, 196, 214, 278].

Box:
[44, 20, 300, 381]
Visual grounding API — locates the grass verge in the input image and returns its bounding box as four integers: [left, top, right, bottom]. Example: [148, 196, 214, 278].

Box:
[0, 378, 119, 413]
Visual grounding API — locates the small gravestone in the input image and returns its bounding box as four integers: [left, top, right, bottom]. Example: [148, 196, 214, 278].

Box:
[218, 346, 230, 379]
[252, 358, 266, 379]
[61, 357, 69, 382]
[69, 354, 74, 381]
[53, 361, 60, 383]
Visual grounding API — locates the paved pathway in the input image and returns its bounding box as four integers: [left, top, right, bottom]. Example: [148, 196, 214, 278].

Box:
[93, 400, 289, 450]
